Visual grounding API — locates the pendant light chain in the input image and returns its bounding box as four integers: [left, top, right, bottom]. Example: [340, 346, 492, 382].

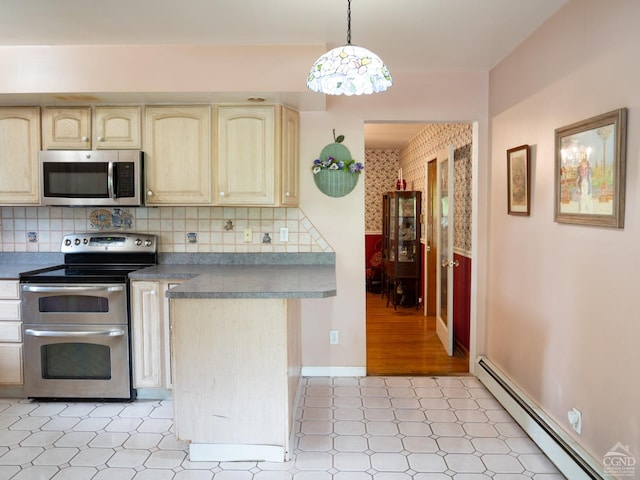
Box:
[346, 0, 352, 45]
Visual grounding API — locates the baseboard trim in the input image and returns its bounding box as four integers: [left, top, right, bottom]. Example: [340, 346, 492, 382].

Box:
[476, 356, 604, 480]
[189, 443, 285, 462]
[301, 366, 367, 377]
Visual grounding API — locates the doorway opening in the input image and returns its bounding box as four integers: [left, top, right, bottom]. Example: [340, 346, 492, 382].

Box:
[364, 121, 473, 376]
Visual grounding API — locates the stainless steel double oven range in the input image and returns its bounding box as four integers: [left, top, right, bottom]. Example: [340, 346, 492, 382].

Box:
[20, 233, 157, 401]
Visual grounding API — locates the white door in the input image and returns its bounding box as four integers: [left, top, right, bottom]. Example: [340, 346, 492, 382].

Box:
[436, 145, 456, 355]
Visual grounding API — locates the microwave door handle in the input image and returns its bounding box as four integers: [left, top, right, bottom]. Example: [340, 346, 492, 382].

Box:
[108, 161, 116, 199]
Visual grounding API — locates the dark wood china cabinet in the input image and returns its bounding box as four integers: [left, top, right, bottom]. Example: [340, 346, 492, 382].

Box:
[382, 190, 422, 308]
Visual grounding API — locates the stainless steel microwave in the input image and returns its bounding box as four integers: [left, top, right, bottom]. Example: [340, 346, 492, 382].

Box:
[40, 150, 144, 207]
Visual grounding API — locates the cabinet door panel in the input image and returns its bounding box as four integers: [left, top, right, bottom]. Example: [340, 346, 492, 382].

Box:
[0, 300, 20, 321]
[94, 106, 141, 149]
[131, 282, 162, 388]
[0, 344, 23, 385]
[280, 106, 300, 206]
[0, 107, 41, 204]
[145, 106, 212, 205]
[43, 107, 91, 149]
[0, 281, 19, 299]
[216, 106, 275, 205]
[0, 322, 21, 342]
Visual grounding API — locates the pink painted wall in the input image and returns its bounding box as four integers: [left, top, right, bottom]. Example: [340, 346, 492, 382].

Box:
[0, 45, 324, 93]
[488, 0, 640, 466]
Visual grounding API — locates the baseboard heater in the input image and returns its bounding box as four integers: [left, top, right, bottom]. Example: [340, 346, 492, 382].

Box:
[476, 356, 604, 480]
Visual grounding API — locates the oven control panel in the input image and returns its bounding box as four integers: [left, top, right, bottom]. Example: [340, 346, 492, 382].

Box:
[61, 233, 157, 253]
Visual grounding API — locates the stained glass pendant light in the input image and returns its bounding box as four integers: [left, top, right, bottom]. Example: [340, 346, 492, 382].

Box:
[306, 0, 392, 96]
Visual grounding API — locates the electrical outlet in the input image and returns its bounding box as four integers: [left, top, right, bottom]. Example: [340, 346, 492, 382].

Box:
[243, 227, 253, 243]
[568, 407, 582, 434]
[280, 227, 289, 242]
[329, 330, 339, 345]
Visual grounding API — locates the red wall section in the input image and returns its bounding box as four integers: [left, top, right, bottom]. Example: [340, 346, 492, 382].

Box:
[365, 234, 383, 268]
[453, 253, 471, 352]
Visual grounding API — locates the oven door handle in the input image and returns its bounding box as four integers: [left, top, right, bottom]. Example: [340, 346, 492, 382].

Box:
[21, 285, 124, 293]
[24, 328, 126, 338]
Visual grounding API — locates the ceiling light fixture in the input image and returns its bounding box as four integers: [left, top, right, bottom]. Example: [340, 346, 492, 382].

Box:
[306, 0, 392, 96]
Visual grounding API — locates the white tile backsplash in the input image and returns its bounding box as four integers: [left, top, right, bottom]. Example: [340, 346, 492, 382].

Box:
[0, 206, 333, 253]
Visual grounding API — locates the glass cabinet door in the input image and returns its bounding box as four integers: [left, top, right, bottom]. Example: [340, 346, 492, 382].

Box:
[389, 196, 397, 264]
[384, 191, 421, 280]
[397, 196, 417, 263]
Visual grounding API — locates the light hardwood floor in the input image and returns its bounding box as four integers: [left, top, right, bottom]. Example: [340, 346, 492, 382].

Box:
[366, 291, 469, 375]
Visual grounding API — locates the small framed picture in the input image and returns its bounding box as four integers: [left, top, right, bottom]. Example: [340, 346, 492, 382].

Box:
[554, 108, 627, 228]
[507, 144, 531, 216]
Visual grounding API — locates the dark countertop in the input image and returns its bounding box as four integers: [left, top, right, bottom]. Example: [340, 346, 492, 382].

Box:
[0, 253, 64, 279]
[131, 264, 336, 299]
[130, 253, 337, 299]
[0, 252, 337, 298]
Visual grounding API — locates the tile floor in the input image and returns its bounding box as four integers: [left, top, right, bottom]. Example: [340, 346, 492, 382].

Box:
[0, 376, 566, 479]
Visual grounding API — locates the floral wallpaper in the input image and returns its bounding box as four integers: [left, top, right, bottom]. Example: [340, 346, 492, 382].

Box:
[364, 123, 473, 253]
[364, 149, 400, 233]
[454, 144, 473, 254]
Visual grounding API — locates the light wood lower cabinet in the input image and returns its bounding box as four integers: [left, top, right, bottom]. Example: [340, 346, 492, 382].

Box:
[130, 280, 183, 390]
[170, 297, 301, 462]
[0, 280, 22, 385]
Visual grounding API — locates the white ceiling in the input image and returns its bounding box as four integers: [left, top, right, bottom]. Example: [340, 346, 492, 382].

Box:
[364, 123, 430, 150]
[0, 0, 568, 149]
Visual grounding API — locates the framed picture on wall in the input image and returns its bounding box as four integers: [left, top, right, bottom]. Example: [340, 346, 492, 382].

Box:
[554, 108, 627, 228]
[507, 144, 531, 216]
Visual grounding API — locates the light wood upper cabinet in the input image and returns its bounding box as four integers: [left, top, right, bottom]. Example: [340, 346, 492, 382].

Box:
[280, 106, 300, 206]
[0, 107, 41, 205]
[43, 106, 142, 150]
[215, 104, 299, 206]
[42, 107, 92, 149]
[144, 105, 212, 205]
[93, 106, 142, 149]
[216, 105, 276, 205]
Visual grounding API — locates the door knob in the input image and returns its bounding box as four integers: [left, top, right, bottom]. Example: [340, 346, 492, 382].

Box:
[441, 260, 460, 268]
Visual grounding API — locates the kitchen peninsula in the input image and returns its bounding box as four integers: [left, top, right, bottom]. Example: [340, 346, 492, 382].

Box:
[129, 253, 336, 462]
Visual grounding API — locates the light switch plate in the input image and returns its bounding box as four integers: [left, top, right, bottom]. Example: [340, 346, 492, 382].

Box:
[243, 227, 253, 243]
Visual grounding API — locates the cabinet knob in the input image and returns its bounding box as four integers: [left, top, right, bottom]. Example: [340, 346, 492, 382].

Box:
[81, 136, 88, 142]
[147, 190, 153, 197]
[220, 191, 225, 197]
[97, 136, 104, 142]
[151, 290, 157, 296]
[285, 192, 290, 197]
